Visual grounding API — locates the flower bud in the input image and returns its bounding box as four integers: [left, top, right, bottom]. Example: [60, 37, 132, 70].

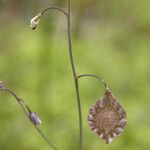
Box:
[30, 13, 42, 30]
[29, 112, 41, 125]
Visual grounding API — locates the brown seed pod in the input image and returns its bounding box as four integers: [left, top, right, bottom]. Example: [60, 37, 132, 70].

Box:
[87, 87, 127, 144]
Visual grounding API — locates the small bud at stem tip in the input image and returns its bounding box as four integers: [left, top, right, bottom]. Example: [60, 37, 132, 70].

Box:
[30, 13, 42, 30]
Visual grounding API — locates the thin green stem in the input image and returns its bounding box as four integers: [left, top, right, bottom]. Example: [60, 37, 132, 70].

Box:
[67, 0, 83, 150]
[2, 87, 57, 150]
[41, 7, 67, 16]
[35, 126, 57, 150]
[3, 88, 31, 115]
[78, 74, 107, 89]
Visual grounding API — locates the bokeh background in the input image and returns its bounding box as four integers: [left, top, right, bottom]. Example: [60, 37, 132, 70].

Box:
[0, 0, 150, 150]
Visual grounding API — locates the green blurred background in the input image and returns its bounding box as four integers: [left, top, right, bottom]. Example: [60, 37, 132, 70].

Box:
[0, 0, 150, 150]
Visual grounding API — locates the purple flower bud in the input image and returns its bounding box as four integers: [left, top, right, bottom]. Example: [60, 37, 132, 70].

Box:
[29, 112, 41, 125]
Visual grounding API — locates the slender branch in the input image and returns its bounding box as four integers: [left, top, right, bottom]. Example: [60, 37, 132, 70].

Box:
[30, 3, 83, 149]
[1, 86, 57, 150]
[41, 7, 67, 16]
[3, 88, 30, 115]
[30, 1, 90, 147]
[4, 88, 20, 102]
[30, 6, 67, 30]
[67, 0, 83, 150]
[35, 126, 57, 150]
[78, 74, 107, 89]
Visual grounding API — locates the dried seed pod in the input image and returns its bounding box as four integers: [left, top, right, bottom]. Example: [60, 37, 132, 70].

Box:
[87, 87, 127, 144]
[30, 13, 42, 30]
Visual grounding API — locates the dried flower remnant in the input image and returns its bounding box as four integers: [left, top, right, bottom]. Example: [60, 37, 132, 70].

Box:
[30, 13, 42, 30]
[29, 112, 42, 125]
[88, 87, 127, 144]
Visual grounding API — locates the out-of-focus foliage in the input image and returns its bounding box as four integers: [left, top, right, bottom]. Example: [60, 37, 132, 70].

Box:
[0, 0, 150, 150]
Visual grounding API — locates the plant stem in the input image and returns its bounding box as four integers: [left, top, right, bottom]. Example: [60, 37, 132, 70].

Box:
[78, 74, 107, 89]
[67, 0, 83, 150]
[3, 88, 57, 150]
[41, 7, 67, 16]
